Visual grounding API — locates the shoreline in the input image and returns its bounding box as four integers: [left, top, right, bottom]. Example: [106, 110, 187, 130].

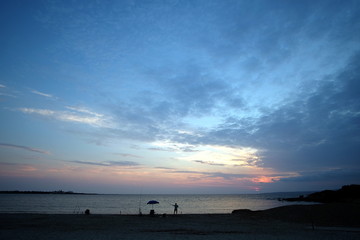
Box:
[0, 191, 326, 215]
[1, 202, 358, 222]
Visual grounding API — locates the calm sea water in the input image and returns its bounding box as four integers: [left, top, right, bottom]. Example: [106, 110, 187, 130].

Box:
[0, 192, 315, 215]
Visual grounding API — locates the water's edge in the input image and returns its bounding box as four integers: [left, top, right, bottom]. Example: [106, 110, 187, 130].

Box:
[0, 192, 315, 215]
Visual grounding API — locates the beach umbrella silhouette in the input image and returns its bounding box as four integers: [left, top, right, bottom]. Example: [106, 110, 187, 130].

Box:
[147, 200, 159, 209]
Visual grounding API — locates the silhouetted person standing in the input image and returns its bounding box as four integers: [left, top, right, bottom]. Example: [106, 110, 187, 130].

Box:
[173, 203, 179, 214]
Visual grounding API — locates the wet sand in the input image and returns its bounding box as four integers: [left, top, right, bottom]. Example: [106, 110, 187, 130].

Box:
[1, 203, 359, 240]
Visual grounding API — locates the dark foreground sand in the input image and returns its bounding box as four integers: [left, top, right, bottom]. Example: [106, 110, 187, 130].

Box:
[1, 203, 359, 240]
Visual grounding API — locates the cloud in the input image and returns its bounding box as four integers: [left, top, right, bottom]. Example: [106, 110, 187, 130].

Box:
[204, 51, 360, 173]
[31, 90, 54, 98]
[113, 153, 142, 158]
[32, 0, 359, 146]
[90, 1, 360, 147]
[70, 160, 139, 167]
[171, 169, 281, 183]
[154, 166, 175, 170]
[147, 141, 199, 153]
[147, 147, 197, 152]
[66, 106, 103, 117]
[201, 1, 360, 65]
[147, 147, 175, 152]
[192, 157, 258, 168]
[0, 92, 17, 98]
[141, 65, 245, 121]
[0, 84, 17, 98]
[280, 168, 360, 184]
[0, 143, 50, 155]
[18, 107, 112, 128]
[172, 169, 249, 179]
[107, 161, 140, 166]
[0, 162, 39, 177]
[193, 160, 225, 167]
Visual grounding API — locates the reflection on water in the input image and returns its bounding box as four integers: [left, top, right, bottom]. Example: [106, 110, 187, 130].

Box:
[0, 192, 315, 214]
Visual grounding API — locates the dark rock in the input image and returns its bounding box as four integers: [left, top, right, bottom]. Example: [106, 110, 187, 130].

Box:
[281, 184, 360, 203]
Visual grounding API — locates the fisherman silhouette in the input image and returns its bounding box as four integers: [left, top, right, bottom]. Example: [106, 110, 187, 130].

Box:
[173, 203, 179, 214]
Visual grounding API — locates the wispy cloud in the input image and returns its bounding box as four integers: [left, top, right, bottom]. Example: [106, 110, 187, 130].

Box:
[0, 93, 17, 98]
[31, 89, 54, 98]
[0, 143, 50, 155]
[147, 147, 199, 152]
[18, 107, 113, 128]
[70, 160, 139, 167]
[148, 141, 199, 153]
[66, 106, 103, 117]
[147, 147, 175, 152]
[280, 168, 360, 183]
[0, 84, 18, 98]
[0, 162, 39, 175]
[193, 160, 225, 166]
[113, 153, 142, 158]
[171, 169, 281, 183]
[155, 166, 175, 170]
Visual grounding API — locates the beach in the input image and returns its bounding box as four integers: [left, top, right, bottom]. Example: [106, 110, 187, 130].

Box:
[1, 203, 359, 240]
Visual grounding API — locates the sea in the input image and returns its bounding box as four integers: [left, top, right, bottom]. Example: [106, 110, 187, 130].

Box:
[0, 192, 316, 215]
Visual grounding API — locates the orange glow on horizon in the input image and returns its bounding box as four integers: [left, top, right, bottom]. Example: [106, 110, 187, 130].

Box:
[251, 176, 280, 183]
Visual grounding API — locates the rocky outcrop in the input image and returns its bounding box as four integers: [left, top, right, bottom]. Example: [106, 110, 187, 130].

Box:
[281, 184, 360, 203]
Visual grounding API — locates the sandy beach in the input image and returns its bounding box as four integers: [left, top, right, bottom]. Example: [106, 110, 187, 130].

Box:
[1, 203, 359, 240]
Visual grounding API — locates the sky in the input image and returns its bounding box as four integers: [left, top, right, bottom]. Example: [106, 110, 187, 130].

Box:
[0, 0, 360, 194]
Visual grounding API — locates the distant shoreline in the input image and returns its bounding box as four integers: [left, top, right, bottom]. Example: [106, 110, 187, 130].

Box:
[279, 184, 360, 203]
[0, 190, 97, 195]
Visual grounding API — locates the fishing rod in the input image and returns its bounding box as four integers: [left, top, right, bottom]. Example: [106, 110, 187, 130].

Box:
[138, 187, 143, 215]
[165, 201, 182, 214]
[166, 201, 181, 208]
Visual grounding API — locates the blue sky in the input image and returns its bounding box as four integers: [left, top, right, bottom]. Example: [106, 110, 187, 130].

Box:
[1, 0, 360, 194]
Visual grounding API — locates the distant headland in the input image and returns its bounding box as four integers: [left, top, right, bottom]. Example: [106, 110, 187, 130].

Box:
[0, 190, 97, 195]
[280, 184, 360, 203]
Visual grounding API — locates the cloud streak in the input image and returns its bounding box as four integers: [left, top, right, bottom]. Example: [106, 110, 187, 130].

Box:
[193, 160, 225, 167]
[171, 169, 282, 183]
[279, 168, 360, 185]
[18, 107, 112, 128]
[0, 143, 50, 155]
[31, 90, 54, 98]
[66, 106, 103, 117]
[113, 153, 142, 158]
[70, 160, 140, 167]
